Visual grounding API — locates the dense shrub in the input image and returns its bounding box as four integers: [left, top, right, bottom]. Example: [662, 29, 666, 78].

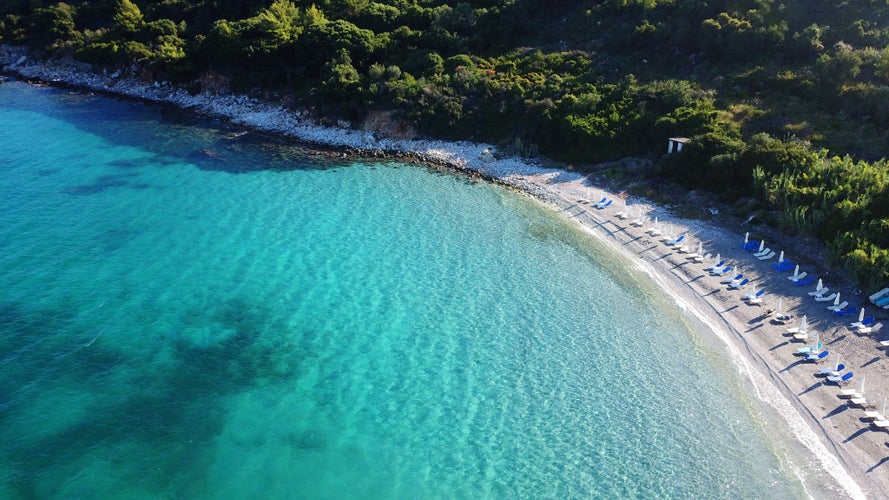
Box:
[7, 0, 889, 287]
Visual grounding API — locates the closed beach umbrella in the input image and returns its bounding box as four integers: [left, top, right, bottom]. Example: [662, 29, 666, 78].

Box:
[757, 240, 765, 253]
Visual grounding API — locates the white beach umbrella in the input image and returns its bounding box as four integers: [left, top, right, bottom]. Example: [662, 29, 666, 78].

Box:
[815, 278, 823, 292]
[792, 264, 799, 277]
[775, 298, 783, 315]
[777, 250, 784, 263]
[858, 307, 865, 323]
[757, 240, 765, 253]
[744, 232, 749, 244]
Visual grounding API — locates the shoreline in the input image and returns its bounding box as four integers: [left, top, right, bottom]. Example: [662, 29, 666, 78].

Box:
[4, 45, 888, 497]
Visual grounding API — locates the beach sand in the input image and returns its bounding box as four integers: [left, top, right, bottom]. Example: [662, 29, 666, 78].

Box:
[3, 46, 888, 498]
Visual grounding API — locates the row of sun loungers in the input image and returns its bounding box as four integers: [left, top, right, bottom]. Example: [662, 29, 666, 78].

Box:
[608, 203, 888, 431]
[736, 233, 889, 431]
[726, 227, 889, 431]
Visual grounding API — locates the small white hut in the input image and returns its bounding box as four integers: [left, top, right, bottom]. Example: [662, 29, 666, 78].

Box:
[666, 137, 690, 154]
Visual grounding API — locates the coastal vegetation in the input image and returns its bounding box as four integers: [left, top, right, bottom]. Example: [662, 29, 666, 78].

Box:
[3, 0, 889, 288]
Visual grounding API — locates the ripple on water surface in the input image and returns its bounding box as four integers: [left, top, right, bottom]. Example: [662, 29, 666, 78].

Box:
[0, 81, 806, 498]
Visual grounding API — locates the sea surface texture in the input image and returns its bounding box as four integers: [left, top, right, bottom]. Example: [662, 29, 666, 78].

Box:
[0, 82, 804, 498]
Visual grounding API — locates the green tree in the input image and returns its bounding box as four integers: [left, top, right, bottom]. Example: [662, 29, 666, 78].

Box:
[113, 0, 144, 35]
[32, 2, 78, 47]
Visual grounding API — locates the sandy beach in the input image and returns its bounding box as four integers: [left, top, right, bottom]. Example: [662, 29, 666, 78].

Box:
[506, 173, 889, 498]
[3, 46, 889, 498]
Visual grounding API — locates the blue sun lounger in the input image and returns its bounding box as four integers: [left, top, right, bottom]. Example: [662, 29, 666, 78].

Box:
[741, 240, 759, 251]
[793, 276, 814, 286]
[833, 306, 857, 316]
[818, 363, 845, 375]
[666, 234, 685, 246]
[721, 272, 743, 284]
[856, 317, 876, 328]
[826, 372, 854, 385]
[774, 261, 795, 272]
[594, 198, 612, 209]
[704, 259, 725, 272]
[805, 350, 829, 362]
[728, 278, 749, 289]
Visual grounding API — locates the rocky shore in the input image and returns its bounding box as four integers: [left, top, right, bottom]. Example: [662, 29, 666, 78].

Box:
[0, 45, 547, 185]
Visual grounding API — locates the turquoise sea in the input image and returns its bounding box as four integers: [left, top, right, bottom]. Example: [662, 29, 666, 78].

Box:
[0, 81, 811, 498]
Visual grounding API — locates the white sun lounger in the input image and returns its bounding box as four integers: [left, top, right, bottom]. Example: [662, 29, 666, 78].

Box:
[692, 252, 710, 263]
[686, 242, 703, 260]
[786, 315, 808, 335]
[757, 250, 775, 260]
[817, 355, 842, 374]
[863, 397, 887, 421]
[772, 298, 791, 323]
[850, 308, 868, 328]
[858, 322, 883, 334]
[826, 293, 845, 311]
[815, 292, 837, 302]
[748, 292, 765, 305]
[788, 271, 808, 283]
[871, 418, 889, 432]
[827, 301, 849, 312]
[839, 375, 865, 399]
[827, 372, 854, 385]
[807, 278, 824, 295]
[793, 330, 815, 342]
[849, 397, 874, 408]
[807, 279, 825, 296]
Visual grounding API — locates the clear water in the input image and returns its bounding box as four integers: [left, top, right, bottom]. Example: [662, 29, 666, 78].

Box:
[0, 81, 806, 498]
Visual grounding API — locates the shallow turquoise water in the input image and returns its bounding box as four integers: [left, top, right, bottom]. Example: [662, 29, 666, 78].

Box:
[0, 81, 805, 498]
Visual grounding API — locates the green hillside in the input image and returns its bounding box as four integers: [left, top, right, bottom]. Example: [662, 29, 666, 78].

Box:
[3, 0, 889, 288]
